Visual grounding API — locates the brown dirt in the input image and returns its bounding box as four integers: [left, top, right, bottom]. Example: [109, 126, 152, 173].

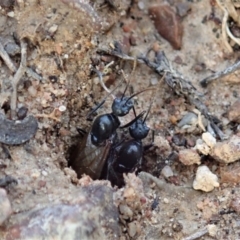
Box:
[0, 0, 240, 239]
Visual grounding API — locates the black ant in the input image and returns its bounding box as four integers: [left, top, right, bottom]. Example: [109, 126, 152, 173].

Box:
[104, 94, 155, 187]
[69, 69, 152, 180]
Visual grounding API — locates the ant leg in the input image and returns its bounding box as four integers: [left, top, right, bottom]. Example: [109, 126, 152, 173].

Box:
[76, 127, 87, 136]
[144, 129, 155, 151]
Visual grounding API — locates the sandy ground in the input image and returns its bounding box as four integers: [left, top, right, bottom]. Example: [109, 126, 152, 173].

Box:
[0, 0, 240, 239]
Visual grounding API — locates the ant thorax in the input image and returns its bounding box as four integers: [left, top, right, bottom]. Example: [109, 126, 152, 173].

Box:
[129, 119, 150, 141]
[111, 97, 134, 117]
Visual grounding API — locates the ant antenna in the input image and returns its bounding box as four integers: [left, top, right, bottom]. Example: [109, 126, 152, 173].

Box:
[125, 88, 155, 104]
[120, 57, 137, 100]
[121, 70, 131, 100]
[143, 73, 166, 123]
[132, 106, 137, 118]
[87, 81, 122, 119]
[120, 110, 146, 129]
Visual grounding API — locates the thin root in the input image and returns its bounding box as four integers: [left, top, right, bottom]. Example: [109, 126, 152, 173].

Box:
[182, 226, 208, 240]
[0, 40, 17, 72]
[216, 0, 240, 52]
[10, 39, 27, 119]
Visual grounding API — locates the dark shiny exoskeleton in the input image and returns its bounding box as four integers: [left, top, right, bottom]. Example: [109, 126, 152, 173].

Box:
[90, 96, 134, 146]
[106, 111, 152, 187]
[69, 86, 135, 180]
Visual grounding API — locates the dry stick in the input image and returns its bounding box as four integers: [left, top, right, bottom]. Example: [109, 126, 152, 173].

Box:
[0, 39, 42, 81]
[98, 48, 227, 140]
[0, 41, 17, 73]
[10, 40, 27, 119]
[200, 60, 240, 87]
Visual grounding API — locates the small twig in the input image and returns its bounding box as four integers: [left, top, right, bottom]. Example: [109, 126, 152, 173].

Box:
[0, 40, 17, 72]
[10, 40, 27, 119]
[200, 60, 240, 87]
[0, 38, 42, 82]
[182, 226, 208, 240]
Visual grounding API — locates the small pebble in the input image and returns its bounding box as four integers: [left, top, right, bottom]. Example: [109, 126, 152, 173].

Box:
[49, 24, 58, 34]
[17, 106, 28, 120]
[178, 149, 201, 165]
[202, 132, 216, 149]
[119, 204, 133, 220]
[163, 198, 169, 204]
[128, 221, 137, 237]
[150, 77, 158, 85]
[193, 165, 219, 192]
[4, 41, 20, 56]
[149, 4, 183, 50]
[58, 105, 66, 112]
[7, 11, 14, 17]
[230, 197, 240, 214]
[195, 140, 210, 155]
[161, 165, 174, 178]
[0, 188, 12, 225]
[31, 170, 41, 179]
[177, 112, 197, 128]
[210, 135, 240, 163]
[207, 224, 218, 237]
[228, 99, 240, 123]
[137, 1, 145, 10]
[42, 170, 48, 176]
[28, 86, 37, 97]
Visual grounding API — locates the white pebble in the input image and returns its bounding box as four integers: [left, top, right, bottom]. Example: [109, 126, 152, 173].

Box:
[138, 1, 145, 10]
[48, 24, 58, 34]
[163, 198, 169, 204]
[202, 132, 216, 149]
[161, 165, 173, 178]
[31, 170, 41, 179]
[193, 166, 219, 192]
[150, 77, 158, 85]
[195, 141, 210, 155]
[208, 224, 218, 237]
[7, 11, 14, 18]
[42, 170, 48, 176]
[28, 86, 37, 97]
[58, 105, 66, 112]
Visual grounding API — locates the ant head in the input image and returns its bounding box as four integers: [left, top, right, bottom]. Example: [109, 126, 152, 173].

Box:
[111, 96, 134, 117]
[129, 118, 150, 140]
